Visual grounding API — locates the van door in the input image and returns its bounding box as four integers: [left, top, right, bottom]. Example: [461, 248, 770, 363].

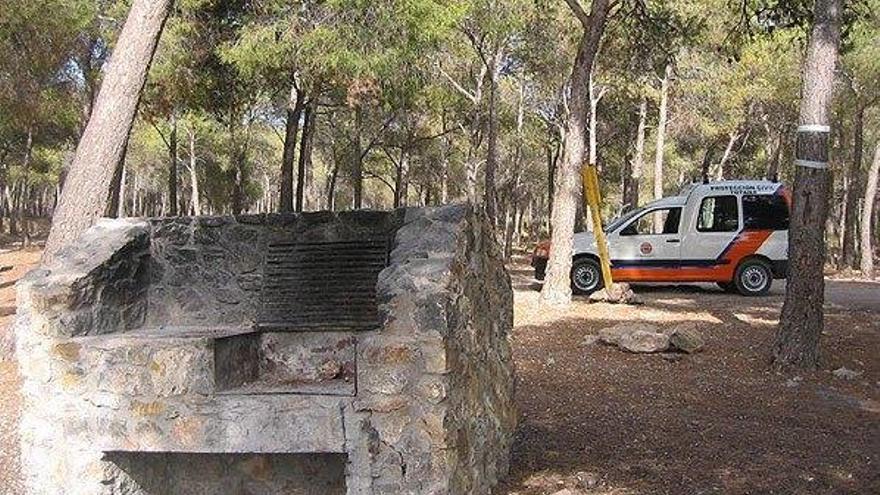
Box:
[609, 207, 682, 282]
[679, 194, 741, 281]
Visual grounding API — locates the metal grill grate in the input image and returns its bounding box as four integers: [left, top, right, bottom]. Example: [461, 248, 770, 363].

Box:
[258, 238, 390, 330]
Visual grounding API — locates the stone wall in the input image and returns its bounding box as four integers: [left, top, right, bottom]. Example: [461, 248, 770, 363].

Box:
[15, 204, 515, 495]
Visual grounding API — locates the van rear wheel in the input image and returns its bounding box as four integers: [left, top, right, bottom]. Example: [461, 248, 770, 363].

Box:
[571, 258, 603, 295]
[734, 259, 773, 296]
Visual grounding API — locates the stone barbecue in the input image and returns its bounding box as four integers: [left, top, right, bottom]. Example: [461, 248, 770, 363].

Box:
[15, 205, 515, 495]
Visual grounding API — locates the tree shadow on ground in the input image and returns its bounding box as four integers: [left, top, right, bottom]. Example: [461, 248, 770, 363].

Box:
[498, 293, 879, 495]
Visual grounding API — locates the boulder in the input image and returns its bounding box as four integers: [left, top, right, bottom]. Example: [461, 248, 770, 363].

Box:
[667, 323, 705, 353]
[588, 282, 640, 304]
[598, 322, 660, 346]
[619, 330, 670, 353]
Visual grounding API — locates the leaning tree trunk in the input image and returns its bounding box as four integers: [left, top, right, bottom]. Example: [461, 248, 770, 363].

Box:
[774, 0, 842, 370]
[43, 0, 173, 260]
[841, 106, 864, 269]
[281, 85, 305, 212]
[654, 63, 671, 202]
[541, 0, 611, 306]
[861, 142, 880, 277]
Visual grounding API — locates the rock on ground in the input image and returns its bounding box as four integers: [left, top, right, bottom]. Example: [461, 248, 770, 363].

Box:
[667, 323, 705, 353]
[588, 283, 640, 304]
[598, 322, 659, 346]
[619, 330, 670, 353]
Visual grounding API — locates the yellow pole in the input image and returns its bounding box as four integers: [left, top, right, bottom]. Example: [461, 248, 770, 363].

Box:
[581, 163, 614, 288]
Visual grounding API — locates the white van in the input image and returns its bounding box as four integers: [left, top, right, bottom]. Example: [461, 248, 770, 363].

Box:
[532, 180, 790, 296]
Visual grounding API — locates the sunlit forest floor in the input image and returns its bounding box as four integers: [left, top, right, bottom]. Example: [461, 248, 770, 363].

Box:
[0, 250, 877, 494]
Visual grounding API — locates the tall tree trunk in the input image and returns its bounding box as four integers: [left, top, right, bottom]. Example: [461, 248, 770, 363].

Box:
[841, 106, 864, 269]
[623, 96, 647, 213]
[485, 65, 500, 223]
[296, 96, 316, 212]
[43, 0, 173, 260]
[541, 0, 611, 306]
[861, 142, 880, 277]
[766, 127, 784, 180]
[188, 127, 201, 216]
[281, 85, 305, 212]
[20, 127, 33, 247]
[654, 63, 671, 201]
[774, 0, 842, 370]
[352, 107, 364, 209]
[168, 114, 178, 216]
[106, 136, 130, 219]
[715, 131, 739, 181]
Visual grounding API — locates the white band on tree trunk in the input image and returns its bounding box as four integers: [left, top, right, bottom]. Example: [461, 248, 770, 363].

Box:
[795, 159, 828, 169]
[797, 124, 831, 133]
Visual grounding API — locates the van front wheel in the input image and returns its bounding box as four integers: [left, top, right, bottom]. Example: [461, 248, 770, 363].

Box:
[571, 258, 604, 295]
[734, 259, 773, 296]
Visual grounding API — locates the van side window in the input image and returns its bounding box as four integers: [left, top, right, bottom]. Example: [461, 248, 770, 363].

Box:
[621, 208, 682, 236]
[743, 194, 789, 230]
[697, 195, 739, 232]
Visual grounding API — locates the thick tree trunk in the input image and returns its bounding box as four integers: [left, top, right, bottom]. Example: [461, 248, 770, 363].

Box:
[623, 96, 647, 213]
[861, 143, 880, 277]
[188, 127, 201, 216]
[43, 0, 173, 260]
[296, 97, 316, 212]
[654, 63, 671, 202]
[281, 85, 305, 212]
[541, 0, 611, 306]
[841, 106, 864, 269]
[774, 0, 842, 370]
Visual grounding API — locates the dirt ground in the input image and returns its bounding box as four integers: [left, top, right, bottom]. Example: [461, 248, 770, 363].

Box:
[0, 250, 877, 495]
[499, 258, 879, 495]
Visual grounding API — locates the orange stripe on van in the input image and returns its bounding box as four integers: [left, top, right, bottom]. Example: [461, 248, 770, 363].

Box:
[611, 229, 773, 283]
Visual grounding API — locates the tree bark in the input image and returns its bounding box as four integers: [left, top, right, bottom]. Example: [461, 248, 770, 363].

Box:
[541, 0, 611, 306]
[281, 85, 305, 212]
[43, 0, 174, 260]
[861, 142, 880, 277]
[841, 106, 864, 269]
[654, 63, 671, 202]
[774, 0, 842, 370]
[296, 97, 316, 212]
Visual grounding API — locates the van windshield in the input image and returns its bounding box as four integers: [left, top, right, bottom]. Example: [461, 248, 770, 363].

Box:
[604, 207, 644, 233]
